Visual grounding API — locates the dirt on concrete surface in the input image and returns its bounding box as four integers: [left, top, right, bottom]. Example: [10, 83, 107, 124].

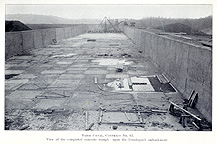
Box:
[5, 33, 211, 131]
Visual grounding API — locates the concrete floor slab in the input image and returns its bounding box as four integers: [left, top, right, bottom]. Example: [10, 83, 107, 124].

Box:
[100, 99, 136, 110]
[16, 74, 37, 79]
[102, 112, 139, 123]
[56, 61, 73, 65]
[76, 83, 99, 92]
[106, 74, 129, 79]
[5, 97, 35, 109]
[5, 79, 29, 90]
[84, 69, 108, 75]
[6, 61, 25, 67]
[102, 93, 133, 100]
[65, 70, 85, 74]
[6, 90, 42, 99]
[66, 67, 88, 71]
[18, 83, 41, 90]
[5, 33, 208, 131]
[69, 63, 89, 68]
[33, 98, 68, 109]
[66, 96, 100, 110]
[5, 64, 18, 69]
[5, 70, 24, 75]
[41, 70, 66, 74]
[48, 80, 79, 88]
[58, 74, 84, 80]
[7, 66, 29, 70]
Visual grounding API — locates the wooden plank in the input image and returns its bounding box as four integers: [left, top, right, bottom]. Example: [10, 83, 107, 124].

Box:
[87, 123, 94, 130]
[124, 112, 131, 121]
[98, 110, 103, 124]
[103, 109, 167, 113]
[85, 111, 88, 130]
[169, 100, 201, 121]
[138, 112, 143, 123]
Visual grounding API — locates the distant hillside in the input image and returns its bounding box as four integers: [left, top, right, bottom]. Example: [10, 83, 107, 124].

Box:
[5, 20, 32, 32]
[6, 14, 101, 24]
[130, 16, 212, 35]
[155, 23, 206, 35]
[201, 28, 212, 35]
[27, 24, 79, 30]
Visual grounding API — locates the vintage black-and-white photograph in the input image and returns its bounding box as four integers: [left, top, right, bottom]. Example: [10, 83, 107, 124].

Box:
[5, 4, 212, 131]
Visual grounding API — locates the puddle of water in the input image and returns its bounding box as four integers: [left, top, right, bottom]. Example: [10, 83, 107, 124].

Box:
[107, 76, 155, 92]
[92, 59, 133, 66]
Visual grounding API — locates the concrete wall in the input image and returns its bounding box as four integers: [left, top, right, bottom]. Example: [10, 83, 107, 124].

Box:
[21, 31, 34, 54]
[123, 26, 212, 122]
[87, 24, 100, 32]
[41, 29, 56, 46]
[5, 32, 23, 58]
[33, 30, 43, 48]
[5, 25, 89, 60]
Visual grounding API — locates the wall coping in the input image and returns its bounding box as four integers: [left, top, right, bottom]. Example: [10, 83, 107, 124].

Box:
[125, 26, 212, 51]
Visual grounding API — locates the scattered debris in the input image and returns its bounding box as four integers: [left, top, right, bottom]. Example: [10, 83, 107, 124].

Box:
[107, 76, 155, 92]
[87, 123, 94, 130]
[187, 90, 198, 108]
[128, 78, 133, 89]
[52, 39, 57, 44]
[121, 53, 131, 57]
[137, 112, 143, 123]
[97, 53, 113, 57]
[33, 109, 55, 115]
[97, 105, 168, 129]
[87, 39, 96, 42]
[169, 100, 201, 120]
[98, 110, 103, 124]
[151, 109, 167, 113]
[44, 109, 54, 114]
[112, 125, 118, 130]
[5, 74, 19, 79]
[151, 121, 173, 129]
[124, 112, 131, 121]
[19, 124, 30, 130]
[179, 114, 191, 127]
[116, 62, 124, 72]
[201, 41, 212, 48]
[169, 100, 202, 130]
[85, 111, 88, 130]
[92, 59, 133, 66]
[133, 83, 147, 85]
[156, 74, 169, 84]
[94, 77, 98, 84]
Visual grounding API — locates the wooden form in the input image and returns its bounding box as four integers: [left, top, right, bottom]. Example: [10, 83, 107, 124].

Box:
[169, 100, 202, 130]
[97, 107, 167, 126]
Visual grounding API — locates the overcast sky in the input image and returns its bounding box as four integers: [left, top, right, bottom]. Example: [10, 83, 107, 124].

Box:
[6, 5, 212, 19]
